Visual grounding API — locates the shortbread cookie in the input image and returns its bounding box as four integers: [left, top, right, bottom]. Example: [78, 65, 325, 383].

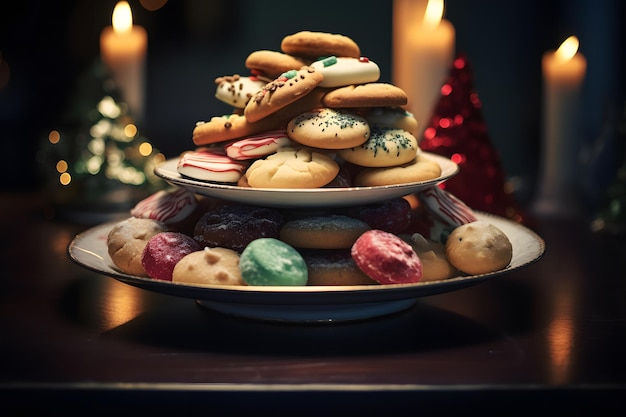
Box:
[245, 147, 340, 188]
[322, 83, 408, 108]
[280, 214, 370, 249]
[214, 74, 266, 108]
[299, 248, 377, 286]
[354, 154, 442, 186]
[310, 56, 380, 88]
[107, 217, 169, 277]
[337, 126, 418, 168]
[245, 50, 311, 80]
[287, 108, 370, 150]
[400, 233, 458, 282]
[173, 247, 246, 286]
[445, 221, 513, 275]
[244, 66, 324, 123]
[281, 31, 360, 59]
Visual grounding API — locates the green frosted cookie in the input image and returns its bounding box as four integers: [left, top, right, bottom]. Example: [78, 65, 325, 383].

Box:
[239, 238, 308, 286]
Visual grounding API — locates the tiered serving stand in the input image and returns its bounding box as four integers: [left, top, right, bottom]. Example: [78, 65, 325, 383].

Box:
[68, 153, 545, 323]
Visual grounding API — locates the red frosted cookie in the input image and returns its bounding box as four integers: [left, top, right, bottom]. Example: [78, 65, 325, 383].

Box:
[141, 232, 202, 281]
[351, 229, 422, 285]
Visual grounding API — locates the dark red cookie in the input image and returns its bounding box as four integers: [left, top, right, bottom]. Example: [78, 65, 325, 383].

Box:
[141, 232, 202, 281]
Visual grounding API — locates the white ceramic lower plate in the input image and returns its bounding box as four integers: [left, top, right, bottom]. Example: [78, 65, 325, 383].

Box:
[154, 152, 458, 208]
[67, 213, 545, 323]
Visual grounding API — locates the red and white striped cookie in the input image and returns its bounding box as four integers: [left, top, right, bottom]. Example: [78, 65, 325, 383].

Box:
[177, 149, 248, 183]
[417, 186, 477, 227]
[224, 130, 291, 160]
[131, 188, 198, 224]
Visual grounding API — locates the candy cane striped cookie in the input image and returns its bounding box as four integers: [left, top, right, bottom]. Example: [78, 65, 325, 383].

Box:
[177, 149, 248, 183]
[417, 186, 477, 227]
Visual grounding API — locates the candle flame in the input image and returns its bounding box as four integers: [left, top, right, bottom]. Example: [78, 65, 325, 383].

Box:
[112, 1, 133, 34]
[423, 0, 444, 31]
[555, 36, 579, 62]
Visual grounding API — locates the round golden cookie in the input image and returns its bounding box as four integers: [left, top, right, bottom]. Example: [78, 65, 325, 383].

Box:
[193, 89, 326, 146]
[172, 247, 245, 286]
[106, 217, 169, 277]
[354, 154, 442, 186]
[281, 31, 360, 59]
[365, 107, 419, 138]
[400, 233, 458, 281]
[245, 50, 311, 79]
[445, 221, 513, 275]
[321, 83, 408, 108]
[245, 147, 340, 188]
[280, 214, 370, 249]
[337, 126, 418, 168]
[287, 108, 370, 150]
[299, 249, 377, 286]
[244, 66, 324, 123]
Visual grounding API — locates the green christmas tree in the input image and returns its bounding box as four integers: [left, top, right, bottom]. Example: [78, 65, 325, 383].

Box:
[37, 59, 165, 222]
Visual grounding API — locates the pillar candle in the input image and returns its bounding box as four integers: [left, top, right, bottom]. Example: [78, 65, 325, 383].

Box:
[100, 1, 147, 122]
[393, 0, 455, 140]
[533, 36, 587, 217]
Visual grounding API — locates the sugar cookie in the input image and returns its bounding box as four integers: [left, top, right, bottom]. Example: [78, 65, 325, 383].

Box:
[245, 50, 311, 80]
[172, 247, 245, 286]
[214, 74, 266, 108]
[321, 83, 408, 108]
[245, 147, 339, 189]
[337, 126, 418, 168]
[281, 31, 360, 59]
[287, 108, 370, 150]
[400, 233, 458, 282]
[310, 56, 380, 88]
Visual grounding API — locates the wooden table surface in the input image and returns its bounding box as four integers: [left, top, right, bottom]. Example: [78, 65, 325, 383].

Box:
[1, 193, 625, 415]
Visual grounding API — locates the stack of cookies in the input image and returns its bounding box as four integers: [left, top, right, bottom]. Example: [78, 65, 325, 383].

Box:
[178, 31, 443, 189]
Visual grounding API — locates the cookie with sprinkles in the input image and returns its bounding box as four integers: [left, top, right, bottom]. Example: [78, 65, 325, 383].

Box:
[214, 74, 266, 108]
[244, 66, 324, 123]
[321, 83, 408, 108]
[287, 108, 370, 150]
[336, 126, 418, 167]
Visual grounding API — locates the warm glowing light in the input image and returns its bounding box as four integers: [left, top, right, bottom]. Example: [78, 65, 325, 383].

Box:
[48, 130, 61, 144]
[56, 160, 68, 173]
[422, 0, 444, 31]
[123, 123, 138, 138]
[555, 36, 579, 63]
[59, 172, 71, 185]
[112, 1, 133, 34]
[138, 142, 152, 156]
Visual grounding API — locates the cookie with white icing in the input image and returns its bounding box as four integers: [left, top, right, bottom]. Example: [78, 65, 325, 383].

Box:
[310, 56, 380, 88]
[214, 74, 266, 108]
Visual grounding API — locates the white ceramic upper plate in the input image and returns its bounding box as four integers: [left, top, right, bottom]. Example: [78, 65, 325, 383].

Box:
[67, 213, 545, 323]
[154, 152, 458, 208]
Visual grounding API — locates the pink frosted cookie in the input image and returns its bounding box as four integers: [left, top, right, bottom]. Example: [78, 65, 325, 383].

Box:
[141, 232, 202, 281]
[224, 130, 291, 160]
[177, 149, 248, 183]
[417, 186, 477, 228]
[351, 229, 422, 285]
[131, 188, 198, 225]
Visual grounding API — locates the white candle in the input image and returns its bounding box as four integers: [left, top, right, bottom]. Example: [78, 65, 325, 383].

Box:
[100, 1, 147, 122]
[533, 36, 587, 217]
[393, 0, 455, 139]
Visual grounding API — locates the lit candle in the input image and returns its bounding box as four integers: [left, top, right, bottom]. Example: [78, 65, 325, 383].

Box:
[533, 36, 587, 217]
[393, 0, 455, 139]
[100, 1, 147, 122]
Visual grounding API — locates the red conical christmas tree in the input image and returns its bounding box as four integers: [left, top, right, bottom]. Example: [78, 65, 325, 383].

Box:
[419, 53, 526, 224]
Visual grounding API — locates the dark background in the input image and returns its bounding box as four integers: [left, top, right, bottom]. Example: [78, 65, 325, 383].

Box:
[1, 0, 624, 208]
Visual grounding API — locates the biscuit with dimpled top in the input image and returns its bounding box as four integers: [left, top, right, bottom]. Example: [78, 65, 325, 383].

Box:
[245, 50, 311, 80]
[322, 83, 408, 108]
[244, 66, 324, 123]
[281, 31, 360, 59]
[245, 147, 339, 189]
